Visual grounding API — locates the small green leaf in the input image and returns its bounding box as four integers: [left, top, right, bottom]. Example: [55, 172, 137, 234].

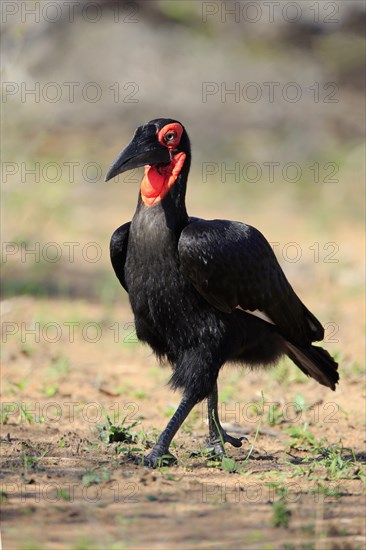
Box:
[221, 457, 238, 473]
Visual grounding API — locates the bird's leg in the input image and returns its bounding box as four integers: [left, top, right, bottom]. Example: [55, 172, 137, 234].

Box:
[206, 382, 245, 456]
[140, 394, 197, 468]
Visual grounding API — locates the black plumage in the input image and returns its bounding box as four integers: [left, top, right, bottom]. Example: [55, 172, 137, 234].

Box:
[105, 118, 339, 467]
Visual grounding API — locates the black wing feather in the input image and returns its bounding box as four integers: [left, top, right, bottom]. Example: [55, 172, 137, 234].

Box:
[178, 219, 323, 345]
[110, 222, 131, 292]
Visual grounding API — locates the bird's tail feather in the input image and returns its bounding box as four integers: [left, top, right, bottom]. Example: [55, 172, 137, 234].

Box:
[285, 341, 339, 390]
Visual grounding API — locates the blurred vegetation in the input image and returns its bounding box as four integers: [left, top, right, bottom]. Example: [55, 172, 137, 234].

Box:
[2, 0, 365, 303]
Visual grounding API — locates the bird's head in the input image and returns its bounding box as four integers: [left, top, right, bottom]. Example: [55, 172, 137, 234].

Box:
[105, 118, 191, 207]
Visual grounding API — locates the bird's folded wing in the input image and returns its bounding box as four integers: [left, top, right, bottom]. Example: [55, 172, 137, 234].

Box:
[110, 221, 131, 292]
[178, 219, 323, 345]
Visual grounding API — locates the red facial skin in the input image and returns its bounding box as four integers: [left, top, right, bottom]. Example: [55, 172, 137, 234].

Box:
[141, 123, 185, 206]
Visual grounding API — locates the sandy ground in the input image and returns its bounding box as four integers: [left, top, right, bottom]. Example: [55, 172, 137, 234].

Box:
[1, 294, 365, 550]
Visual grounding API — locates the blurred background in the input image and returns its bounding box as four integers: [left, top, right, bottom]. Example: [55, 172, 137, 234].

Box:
[2, 0, 365, 358]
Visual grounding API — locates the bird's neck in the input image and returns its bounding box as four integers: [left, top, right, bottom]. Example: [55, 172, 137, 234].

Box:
[135, 153, 191, 233]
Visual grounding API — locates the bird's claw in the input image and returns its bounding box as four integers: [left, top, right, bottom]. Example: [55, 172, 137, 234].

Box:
[224, 433, 246, 448]
[206, 430, 247, 456]
[133, 450, 177, 468]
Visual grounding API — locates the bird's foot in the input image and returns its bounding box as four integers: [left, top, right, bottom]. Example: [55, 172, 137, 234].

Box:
[206, 429, 246, 457]
[133, 449, 177, 468]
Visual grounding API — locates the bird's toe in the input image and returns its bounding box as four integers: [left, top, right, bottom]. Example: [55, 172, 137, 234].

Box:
[134, 451, 177, 468]
[224, 433, 246, 448]
[205, 440, 226, 458]
[207, 430, 248, 453]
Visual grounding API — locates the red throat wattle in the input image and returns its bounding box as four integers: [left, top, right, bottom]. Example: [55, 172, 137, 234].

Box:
[140, 152, 186, 207]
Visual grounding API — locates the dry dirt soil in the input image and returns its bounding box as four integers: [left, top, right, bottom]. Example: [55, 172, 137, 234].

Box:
[1, 291, 365, 550]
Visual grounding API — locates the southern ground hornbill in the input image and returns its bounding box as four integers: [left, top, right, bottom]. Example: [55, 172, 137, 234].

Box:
[105, 118, 339, 467]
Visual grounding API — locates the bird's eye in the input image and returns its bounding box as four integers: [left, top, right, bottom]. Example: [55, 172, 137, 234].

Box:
[157, 122, 183, 148]
[164, 131, 176, 143]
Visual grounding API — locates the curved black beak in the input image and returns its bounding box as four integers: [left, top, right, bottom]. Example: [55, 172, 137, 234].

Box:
[105, 124, 171, 181]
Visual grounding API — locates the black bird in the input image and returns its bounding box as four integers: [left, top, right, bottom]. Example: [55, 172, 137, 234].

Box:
[105, 118, 339, 467]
